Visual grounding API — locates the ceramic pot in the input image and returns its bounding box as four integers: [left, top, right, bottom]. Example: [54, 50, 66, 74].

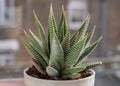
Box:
[24, 68, 95, 86]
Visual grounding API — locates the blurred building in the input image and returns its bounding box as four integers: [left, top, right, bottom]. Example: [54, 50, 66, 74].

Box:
[0, 0, 120, 64]
[0, 0, 22, 65]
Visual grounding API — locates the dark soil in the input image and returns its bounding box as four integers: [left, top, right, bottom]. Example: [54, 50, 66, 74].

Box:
[26, 66, 51, 79]
[26, 65, 92, 80]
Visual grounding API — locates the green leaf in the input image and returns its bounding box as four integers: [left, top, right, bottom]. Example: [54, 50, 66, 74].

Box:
[61, 31, 70, 56]
[49, 35, 64, 71]
[28, 30, 44, 51]
[30, 43, 49, 65]
[84, 26, 95, 47]
[50, 4, 58, 35]
[75, 37, 102, 66]
[62, 6, 67, 36]
[24, 31, 43, 49]
[57, 7, 66, 42]
[23, 43, 47, 68]
[82, 62, 102, 70]
[32, 58, 46, 75]
[70, 15, 91, 47]
[48, 5, 56, 51]
[49, 56, 60, 71]
[46, 66, 59, 77]
[25, 31, 49, 65]
[65, 37, 87, 68]
[62, 73, 81, 79]
[62, 66, 86, 75]
[70, 32, 79, 47]
[33, 11, 49, 55]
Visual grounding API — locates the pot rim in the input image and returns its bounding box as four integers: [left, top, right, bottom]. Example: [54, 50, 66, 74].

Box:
[24, 67, 95, 82]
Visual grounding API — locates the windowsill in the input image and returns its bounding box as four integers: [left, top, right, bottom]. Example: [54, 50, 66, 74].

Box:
[0, 78, 24, 86]
[0, 20, 16, 29]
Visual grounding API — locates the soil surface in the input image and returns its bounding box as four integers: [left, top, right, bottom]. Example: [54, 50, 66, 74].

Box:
[26, 66, 92, 80]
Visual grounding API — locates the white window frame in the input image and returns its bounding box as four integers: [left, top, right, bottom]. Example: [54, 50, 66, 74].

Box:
[0, 0, 15, 27]
[67, 0, 88, 30]
[0, 0, 6, 21]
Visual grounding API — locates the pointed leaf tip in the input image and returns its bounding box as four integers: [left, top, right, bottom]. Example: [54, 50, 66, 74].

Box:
[24, 30, 27, 35]
[62, 5, 65, 12]
[82, 62, 102, 70]
[50, 3, 53, 13]
[33, 10, 35, 14]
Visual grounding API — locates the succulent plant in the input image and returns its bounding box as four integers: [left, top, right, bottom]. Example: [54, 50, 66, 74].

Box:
[24, 5, 102, 79]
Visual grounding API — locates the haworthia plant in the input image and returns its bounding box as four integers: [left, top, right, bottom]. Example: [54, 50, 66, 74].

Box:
[24, 5, 102, 79]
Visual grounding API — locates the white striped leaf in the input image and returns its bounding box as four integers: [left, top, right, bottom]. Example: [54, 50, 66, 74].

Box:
[81, 62, 102, 70]
[23, 43, 47, 68]
[75, 37, 102, 66]
[49, 35, 64, 71]
[65, 37, 86, 67]
[57, 7, 66, 42]
[62, 73, 81, 79]
[24, 31, 49, 65]
[84, 26, 95, 47]
[62, 66, 86, 75]
[48, 5, 56, 51]
[32, 58, 47, 75]
[70, 15, 91, 47]
[61, 31, 70, 56]
[33, 11, 49, 55]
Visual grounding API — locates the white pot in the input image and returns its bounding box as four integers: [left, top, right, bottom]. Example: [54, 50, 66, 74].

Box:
[24, 68, 95, 86]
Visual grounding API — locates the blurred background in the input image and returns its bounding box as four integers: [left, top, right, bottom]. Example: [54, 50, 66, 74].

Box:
[0, 0, 120, 86]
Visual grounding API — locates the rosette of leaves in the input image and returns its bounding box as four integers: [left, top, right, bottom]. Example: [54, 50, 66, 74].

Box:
[24, 5, 102, 79]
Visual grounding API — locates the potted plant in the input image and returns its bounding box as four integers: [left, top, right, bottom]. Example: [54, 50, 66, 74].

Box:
[23, 5, 102, 86]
